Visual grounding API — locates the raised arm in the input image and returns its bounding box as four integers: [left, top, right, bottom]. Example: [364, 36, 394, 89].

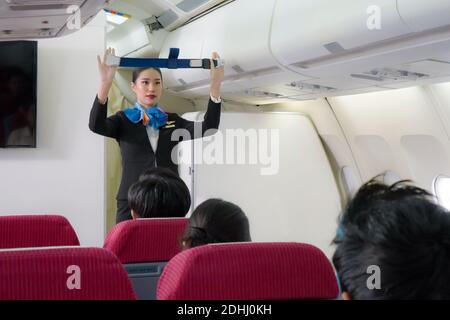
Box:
[210, 52, 224, 101]
[178, 52, 224, 139]
[97, 47, 118, 104]
[89, 48, 121, 138]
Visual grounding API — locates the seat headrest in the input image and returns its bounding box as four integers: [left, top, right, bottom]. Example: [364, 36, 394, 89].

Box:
[104, 218, 188, 263]
[0, 215, 80, 249]
[0, 247, 136, 300]
[157, 242, 339, 300]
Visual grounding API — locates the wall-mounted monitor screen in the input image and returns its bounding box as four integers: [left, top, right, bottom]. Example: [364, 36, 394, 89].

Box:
[0, 41, 37, 148]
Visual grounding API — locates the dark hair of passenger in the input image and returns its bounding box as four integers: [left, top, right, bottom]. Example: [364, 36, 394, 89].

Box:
[132, 67, 163, 83]
[128, 167, 190, 219]
[139, 166, 179, 182]
[181, 199, 251, 249]
[332, 178, 450, 300]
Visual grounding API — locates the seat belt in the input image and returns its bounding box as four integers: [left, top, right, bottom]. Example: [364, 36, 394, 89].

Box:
[106, 48, 224, 69]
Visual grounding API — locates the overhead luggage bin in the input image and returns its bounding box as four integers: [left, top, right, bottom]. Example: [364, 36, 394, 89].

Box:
[397, 0, 450, 32]
[159, 0, 310, 96]
[158, 0, 450, 99]
[270, 0, 410, 70]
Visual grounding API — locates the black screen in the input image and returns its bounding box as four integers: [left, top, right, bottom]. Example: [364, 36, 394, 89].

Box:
[0, 41, 37, 148]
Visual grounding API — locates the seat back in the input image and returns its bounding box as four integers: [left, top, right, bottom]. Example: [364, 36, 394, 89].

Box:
[157, 242, 339, 300]
[0, 247, 136, 300]
[103, 218, 188, 300]
[0, 215, 80, 249]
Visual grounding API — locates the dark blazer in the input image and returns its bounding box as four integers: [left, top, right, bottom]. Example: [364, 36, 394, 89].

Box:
[89, 96, 221, 200]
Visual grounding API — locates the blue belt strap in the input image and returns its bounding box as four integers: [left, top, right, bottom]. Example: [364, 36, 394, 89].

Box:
[168, 48, 180, 69]
[112, 48, 220, 69]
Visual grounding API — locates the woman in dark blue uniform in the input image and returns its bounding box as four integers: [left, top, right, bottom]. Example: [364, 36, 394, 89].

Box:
[89, 48, 224, 223]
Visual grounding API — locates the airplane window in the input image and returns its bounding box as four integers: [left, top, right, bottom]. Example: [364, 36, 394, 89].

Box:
[434, 175, 450, 211]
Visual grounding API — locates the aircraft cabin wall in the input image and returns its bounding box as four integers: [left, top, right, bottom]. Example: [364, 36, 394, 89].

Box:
[427, 83, 450, 208]
[190, 81, 450, 223]
[190, 95, 364, 207]
[0, 15, 107, 246]
[429, 82, 450, 145]
[184, 97, 363, 257]
[264, 99, 363, 204]
[177, 109, 342, 258]
[328, 86, 450, 198]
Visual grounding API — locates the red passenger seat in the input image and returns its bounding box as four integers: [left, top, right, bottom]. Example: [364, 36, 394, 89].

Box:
[104, 218, 188, 299]
[157, 242, 339, 300]
[0, 215, 80, 249]
[0, 247, 136, 300]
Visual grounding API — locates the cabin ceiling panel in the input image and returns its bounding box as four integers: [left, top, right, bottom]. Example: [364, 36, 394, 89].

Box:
[0, 0, 107, 39]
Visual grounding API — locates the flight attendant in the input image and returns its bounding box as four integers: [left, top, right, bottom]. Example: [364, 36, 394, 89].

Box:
[89, 48, 224, 223]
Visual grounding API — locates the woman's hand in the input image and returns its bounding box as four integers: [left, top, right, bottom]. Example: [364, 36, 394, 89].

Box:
[98, 47, 118, 85]
[210, 52, 224, 99]
[97, 47, 118, 104]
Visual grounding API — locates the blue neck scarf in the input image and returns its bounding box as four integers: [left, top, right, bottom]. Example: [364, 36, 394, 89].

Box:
[124, 102, 168, 129]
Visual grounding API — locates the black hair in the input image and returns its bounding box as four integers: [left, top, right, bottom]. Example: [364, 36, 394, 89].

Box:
[139, 166, 179, 181]
[128, 167, 190, 218]
[333, 178, 450, 299]
[132, 67, 163, 83]
[181, 199, 251, 249]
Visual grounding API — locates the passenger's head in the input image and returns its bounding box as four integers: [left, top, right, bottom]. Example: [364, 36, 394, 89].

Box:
[333, 178, 450, 300]
[128, 167, 190, 219]
[139, 166, 178, 181]
[181, 199, 251, 250]
[131, 67, 163, 108]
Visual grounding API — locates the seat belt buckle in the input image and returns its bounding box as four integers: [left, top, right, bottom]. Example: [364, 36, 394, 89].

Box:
[201, 58, 224, 69]
[189, 59, 203, 68]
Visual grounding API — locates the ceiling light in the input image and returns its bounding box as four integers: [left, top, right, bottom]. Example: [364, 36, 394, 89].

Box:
[104, 8, 130, 25]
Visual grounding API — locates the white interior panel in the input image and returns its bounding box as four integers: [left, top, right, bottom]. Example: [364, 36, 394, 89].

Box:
[354, 135, 399, 179]
[397, 0, 450, 32]
[263, 98, 363, 202]
[200, 0, 276, 73]
[383, 170, 403, 184]
[429, 82, 450, 140]
[329, 86, 450, 190]
[107, 19, 151, 57]
[401, 135, 450, 189]
[160, 22, 206, 86]
[178, 112, 341, 257]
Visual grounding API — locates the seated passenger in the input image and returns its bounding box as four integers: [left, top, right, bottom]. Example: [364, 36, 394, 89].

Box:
[128, 167, 191, 219]
[333, 178, 450, 300]
[181, 198, 251, 249]
[138, 166, 182, 182]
